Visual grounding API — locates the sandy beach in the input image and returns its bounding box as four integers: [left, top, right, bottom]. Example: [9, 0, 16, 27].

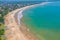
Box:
[4, 2, 49, 40]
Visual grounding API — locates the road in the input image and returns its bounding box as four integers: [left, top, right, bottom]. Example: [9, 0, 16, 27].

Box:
[4, 9, 29, 40]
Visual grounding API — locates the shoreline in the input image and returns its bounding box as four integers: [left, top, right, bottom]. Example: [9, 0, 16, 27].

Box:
[16, 2, 49, 25]
[4, 2, 50, 40]
[14, 2, 49, 40]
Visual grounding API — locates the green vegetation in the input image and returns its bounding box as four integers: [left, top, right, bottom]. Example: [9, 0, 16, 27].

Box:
[0, 24, 5, 40]
[0, 36, 5, 40]
[0, 6, 8, 40]
[0, 29, 4, 35]
[0, 7, 9, 23]
[0, 2, 41, 40]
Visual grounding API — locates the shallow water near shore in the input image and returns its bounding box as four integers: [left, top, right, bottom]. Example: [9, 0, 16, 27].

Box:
[21, 2, 60, 40]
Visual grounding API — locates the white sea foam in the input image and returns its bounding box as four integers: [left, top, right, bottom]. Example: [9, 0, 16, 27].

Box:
[17, 2, 50, 25]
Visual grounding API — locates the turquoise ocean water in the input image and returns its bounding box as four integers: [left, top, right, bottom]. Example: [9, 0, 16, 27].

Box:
[21, 2, 60, 40]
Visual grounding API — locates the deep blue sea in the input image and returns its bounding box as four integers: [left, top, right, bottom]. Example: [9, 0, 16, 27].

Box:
[22, 2, 60, 40]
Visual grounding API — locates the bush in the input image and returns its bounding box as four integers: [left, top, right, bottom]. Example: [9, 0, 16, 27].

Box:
[0, 29, 4, 35]
[0, 36, 4, 40]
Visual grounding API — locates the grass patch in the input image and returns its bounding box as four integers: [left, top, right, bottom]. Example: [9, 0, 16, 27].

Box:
[0, 24, 5, 40]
